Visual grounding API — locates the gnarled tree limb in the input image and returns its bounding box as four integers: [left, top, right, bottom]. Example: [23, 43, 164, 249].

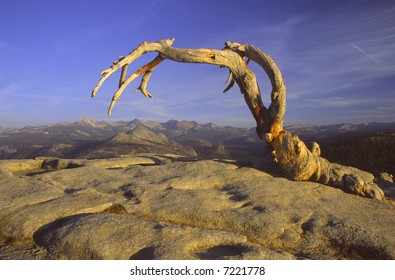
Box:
[92, 38, 385, 200]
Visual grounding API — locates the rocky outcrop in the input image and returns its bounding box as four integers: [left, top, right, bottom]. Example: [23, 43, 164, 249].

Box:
[0, 154, 394, 260]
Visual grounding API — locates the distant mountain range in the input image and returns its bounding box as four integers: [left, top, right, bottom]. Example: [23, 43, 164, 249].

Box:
[287, 122, 395, 141]
[1, 118, 394, 174]
[0, 118, 258, 160]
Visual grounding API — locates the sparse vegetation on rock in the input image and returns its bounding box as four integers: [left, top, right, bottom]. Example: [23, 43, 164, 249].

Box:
[320, 132, 395, 176]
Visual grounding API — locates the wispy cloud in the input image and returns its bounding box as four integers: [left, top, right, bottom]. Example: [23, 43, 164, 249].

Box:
[116, 97, 171, 119]
[304, 96, 381, 108]
[1, 91, 103, 103]
[266, 2, 395, 124]
[349, 43, 382, 65]
[349, 103, 395, 122]
[0, 83, 19, 98]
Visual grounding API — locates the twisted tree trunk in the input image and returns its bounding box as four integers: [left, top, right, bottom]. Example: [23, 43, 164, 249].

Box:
[92, 38, 385, 200]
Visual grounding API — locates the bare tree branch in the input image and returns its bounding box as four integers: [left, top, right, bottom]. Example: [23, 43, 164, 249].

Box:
[118, 64, 128, 88]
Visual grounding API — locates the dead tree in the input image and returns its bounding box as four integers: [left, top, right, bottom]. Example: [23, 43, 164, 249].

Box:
[92, 38, 385, 200]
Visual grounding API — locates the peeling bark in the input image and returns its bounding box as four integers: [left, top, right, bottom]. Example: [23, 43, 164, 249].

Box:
[92, 38, 385, 200]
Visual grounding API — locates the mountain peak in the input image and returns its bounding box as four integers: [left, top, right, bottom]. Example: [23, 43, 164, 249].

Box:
[78, 118, 106, 129]
[203, 122, 219, 129]
[112, 124, 169, 144]
[163, 120, 198, 131]
[79, 118, 98, 126]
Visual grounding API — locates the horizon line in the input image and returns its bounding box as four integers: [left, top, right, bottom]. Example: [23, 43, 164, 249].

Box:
[1, 117, 395, 130]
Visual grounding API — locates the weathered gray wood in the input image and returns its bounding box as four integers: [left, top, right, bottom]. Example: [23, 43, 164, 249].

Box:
[92, 38, 385, 200]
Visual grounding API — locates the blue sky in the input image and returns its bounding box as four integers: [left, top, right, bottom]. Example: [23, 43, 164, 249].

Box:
[1, 0, 394, 127]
